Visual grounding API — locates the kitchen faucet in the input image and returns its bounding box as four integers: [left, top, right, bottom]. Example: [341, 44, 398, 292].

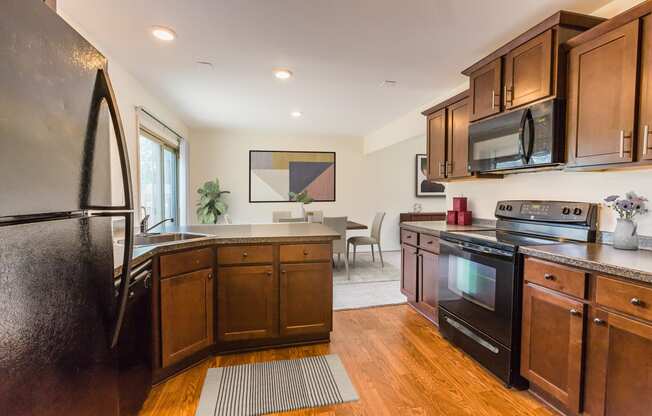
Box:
[140, 207, 174, 233]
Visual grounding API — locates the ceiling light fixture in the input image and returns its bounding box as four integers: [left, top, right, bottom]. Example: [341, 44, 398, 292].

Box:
[291, 111, 302, 118]
[151, 26, 177, 41]
[273, 68, 293, 80]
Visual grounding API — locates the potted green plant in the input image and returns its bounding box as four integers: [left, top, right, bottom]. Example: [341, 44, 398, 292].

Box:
[289, 190, 314, 218]
[196, 178, 230, 224]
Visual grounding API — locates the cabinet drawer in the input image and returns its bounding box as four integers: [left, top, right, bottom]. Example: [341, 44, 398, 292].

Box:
[280, 243, 331, 262]
[160, 247, 213, 278]
[524, 257, 587, 299]
[401, 230, 418, 245]
[418, 234, 439, 253]
[218, 245, 273, 265]
[595, 276, 652, 321]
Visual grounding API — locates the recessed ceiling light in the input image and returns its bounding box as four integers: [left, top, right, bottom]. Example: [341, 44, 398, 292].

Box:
[290, 111, 302, 118]
[151, 26, 176, 41]
[380, 80, 398, 87]
[196, 61, 214, 69]
[273, 68, 293, 80]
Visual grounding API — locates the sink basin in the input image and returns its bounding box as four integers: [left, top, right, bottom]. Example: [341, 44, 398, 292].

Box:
[118, 232, 208, 247]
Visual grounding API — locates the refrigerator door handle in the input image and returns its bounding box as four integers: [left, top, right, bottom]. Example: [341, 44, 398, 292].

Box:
[111, 211, 133, 348]
[82, 67, 134, 212]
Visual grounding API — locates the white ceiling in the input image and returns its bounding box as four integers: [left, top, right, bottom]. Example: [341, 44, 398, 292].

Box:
[59, 0, 611, 137]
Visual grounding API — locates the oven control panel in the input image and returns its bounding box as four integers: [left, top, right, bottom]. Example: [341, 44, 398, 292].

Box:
[495, 200, 597, 224]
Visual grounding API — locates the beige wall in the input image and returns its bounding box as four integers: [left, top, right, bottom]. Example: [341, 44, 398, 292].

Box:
[189, 129, 446, 251]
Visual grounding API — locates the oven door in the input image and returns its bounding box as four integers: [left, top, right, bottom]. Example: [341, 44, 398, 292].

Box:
[438, 239, 516, 347]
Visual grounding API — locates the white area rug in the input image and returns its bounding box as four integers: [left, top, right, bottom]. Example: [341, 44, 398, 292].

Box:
[333, 280, 407, 310]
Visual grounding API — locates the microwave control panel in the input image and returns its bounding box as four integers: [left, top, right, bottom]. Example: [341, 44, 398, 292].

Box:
[495, 200, 597, 224]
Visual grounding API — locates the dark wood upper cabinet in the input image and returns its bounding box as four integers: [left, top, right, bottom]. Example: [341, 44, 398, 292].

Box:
[401, 243, 418, 303]
[427, 108, 446, 181]
[584, 308, 652, 416]
[469, 59, 502, 122]
[566, 20, 639, 167]
[217, 265, 277, 342]
[279, 262, 332, 337]
[638, 14, 652, 161]
[521, 283, 584, 414]
[446, 97, 470, 178]
[160, 268, 214, 368]
[504, 30, 553, 109]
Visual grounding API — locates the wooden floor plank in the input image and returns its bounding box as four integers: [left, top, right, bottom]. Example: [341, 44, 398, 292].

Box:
[140, 305, 553, 416]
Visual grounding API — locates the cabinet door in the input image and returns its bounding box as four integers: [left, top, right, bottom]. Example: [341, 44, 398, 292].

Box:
[417, 250, 439, 324]
[217, 265, 277, 342]
[160, 268, 214, 367]
[638, 15, 652, 161]
[401, 244, 418, 303]
[469, 58, 502, 121]
[427, 109, 447, 181]
[279, 262, 332, 337]
[584, 308, 652, 416]
[521, 284, 585, 413]
[504, 30, 553, 109]
[446, 98, 470, 178]
[567, 20, 638, 167]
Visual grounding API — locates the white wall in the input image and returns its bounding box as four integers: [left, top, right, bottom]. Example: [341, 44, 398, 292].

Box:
[57, 3, 190, 220]
[189, 129, 446, 251]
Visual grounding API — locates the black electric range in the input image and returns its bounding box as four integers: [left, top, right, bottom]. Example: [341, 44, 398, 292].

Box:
[437, 200, 598, 388]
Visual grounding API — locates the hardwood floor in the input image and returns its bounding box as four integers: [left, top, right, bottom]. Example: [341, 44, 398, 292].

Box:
[140, 305, 553, 415]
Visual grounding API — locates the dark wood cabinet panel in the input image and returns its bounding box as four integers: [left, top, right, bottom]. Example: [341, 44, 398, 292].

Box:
[401, 244, 418, 303]
[417, 250, 439, 324]
[469, 58, 502, 122]
[217, 265, 277, 342]
[280, 243, 331, 263]
[584, 308, 652, 416]
[446, 97, 470, 178]
[217, 245, 273, 265]
[637, 14, 652, 161]
[567, 20, 639, 167]
[521, 284, 584, 413]
[160, 268, 214, 367]
[160, 247, 213, 278]
[504, 29, 553, 109]
[279, 262, 332, 336]
[399, 212, 446, 223]
[524, 257, 587, 299]
[427, 109, 447, 181]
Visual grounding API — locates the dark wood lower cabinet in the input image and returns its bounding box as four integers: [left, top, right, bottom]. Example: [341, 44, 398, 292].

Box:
[160, 268, 214, 368]
[584, 308, 652, 416]
[401, 244, 418, 303]
[521, 283, 584, 414]
[416, 249, 439, 324]
[217, 265, 277, 342]
[280, 262, 332, 336]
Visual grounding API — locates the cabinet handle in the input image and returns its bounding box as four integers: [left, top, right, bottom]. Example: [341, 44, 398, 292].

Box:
[593, 318, 606, 326]
[207, 272, 213, 280]
[504, 85, 512, 106]
[569, 309, 581, 316]
[644, 125, 650, 156]
[266, 271, 272, 276]
[630, 297, 644, 307]
[446, 161, 453, 175]
[619, 130, 625, 158]
[544, 273, 555, 281]
[491, 90, 496, 109]
[281, 270, 286, 274]
[303, 250, 309, 256]
[242, 252, 248, 257]
[438, 162, 444, 177]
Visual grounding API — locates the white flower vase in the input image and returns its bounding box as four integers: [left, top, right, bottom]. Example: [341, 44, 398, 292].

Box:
[300, 203, 306, 219]
[613, 218, 639, 250]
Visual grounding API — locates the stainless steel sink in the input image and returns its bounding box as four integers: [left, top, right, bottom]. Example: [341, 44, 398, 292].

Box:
[118, 232, 208, 247]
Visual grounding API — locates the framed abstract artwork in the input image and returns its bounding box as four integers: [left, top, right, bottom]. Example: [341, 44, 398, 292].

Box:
[415, 154, 445, 197]
[249, 150, 336, 202]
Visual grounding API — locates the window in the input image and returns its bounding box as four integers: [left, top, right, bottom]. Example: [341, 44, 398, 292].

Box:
[139, 129, 178, 226]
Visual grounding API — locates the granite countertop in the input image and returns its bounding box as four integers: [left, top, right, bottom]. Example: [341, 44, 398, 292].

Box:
[400, 220, 495, 236]
[520, 243, 652, 284]
[113, 223, 340, 276]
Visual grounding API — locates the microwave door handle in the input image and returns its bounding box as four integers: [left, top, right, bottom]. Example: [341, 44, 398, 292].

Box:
[518, 110, 528, 163]
[524, 109, 535, 163]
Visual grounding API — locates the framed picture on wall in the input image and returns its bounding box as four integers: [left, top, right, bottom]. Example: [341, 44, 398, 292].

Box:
[415, 154, 445, 197]
[249, 150, 336, 202]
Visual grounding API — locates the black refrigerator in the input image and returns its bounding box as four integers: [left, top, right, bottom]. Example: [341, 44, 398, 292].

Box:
[0, 1, 143, 415]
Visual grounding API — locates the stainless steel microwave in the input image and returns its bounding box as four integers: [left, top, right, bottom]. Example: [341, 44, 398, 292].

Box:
[468, 99, 564, 173]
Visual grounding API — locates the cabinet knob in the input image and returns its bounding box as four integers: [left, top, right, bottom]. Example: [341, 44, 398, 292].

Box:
[593, 318, 606, 326]
[242, 252, 248, 257]
[630, 297, 644, 307]
[303, 250, 309, 256]
[569, 309, 581, 316]
[281, 270, 287, 274]
[266, 271, 272, 276]
[544, 273, 555, 281]
[207, 272, 213, 280]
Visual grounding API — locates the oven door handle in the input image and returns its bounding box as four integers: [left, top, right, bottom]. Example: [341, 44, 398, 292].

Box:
[440, 239, 513, 260]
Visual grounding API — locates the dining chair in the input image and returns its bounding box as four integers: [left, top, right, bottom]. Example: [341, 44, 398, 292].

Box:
[305, 210, 324, 223]
[347, 212, 385, 268]
[278, 217, 306, 223]
[323, 216, 349, 278]
[272, 211, 292, 223]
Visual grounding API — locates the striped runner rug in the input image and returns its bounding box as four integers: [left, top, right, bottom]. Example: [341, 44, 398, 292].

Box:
[195, 354, 358, 416]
